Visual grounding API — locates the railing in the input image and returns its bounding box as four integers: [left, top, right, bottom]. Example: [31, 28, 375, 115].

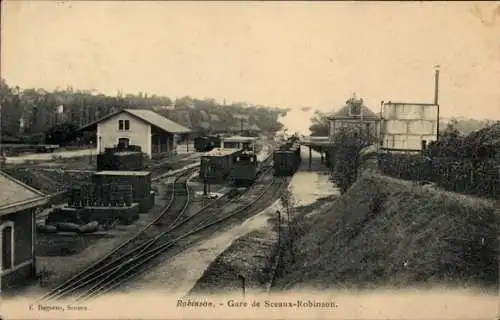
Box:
[299, 136, 330, 145]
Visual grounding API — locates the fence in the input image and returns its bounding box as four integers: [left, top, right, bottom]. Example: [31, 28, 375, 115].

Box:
[377, 153, 499, 200]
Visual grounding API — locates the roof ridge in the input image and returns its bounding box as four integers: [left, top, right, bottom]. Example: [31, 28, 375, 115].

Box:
[0, 170, 46, 197]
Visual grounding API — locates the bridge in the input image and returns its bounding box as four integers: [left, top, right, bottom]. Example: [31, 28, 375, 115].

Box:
[298, 136, 331, 169]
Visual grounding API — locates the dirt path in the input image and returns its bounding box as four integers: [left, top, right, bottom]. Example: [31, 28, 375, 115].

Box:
[188, 150, 340, 294]
[116, 199, 282, 296]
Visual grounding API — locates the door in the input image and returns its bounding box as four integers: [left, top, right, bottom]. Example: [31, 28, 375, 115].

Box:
[0, 221, 15, 274]
[117, 138, 130, 149]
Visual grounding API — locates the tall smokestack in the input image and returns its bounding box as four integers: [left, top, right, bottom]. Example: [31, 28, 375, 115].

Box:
[434, 65, 440, 105]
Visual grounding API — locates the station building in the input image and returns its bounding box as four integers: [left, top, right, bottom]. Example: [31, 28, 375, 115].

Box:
[80, 109, 191, 159]
[327, 95, 380, 143]
[0, 171, 49, 291]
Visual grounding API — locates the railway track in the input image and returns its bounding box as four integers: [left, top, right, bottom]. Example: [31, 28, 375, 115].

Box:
[72, 169, 287, 302]
[37, 164, 286, 303]
[36, 154, 281, 303]
[36, 167, 198, 302]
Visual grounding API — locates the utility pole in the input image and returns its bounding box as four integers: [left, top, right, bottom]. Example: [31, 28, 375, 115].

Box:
[285, 193, 295, 263]
[277, 210, 281, 247]
[203, 158, 209, 196]
[238, 274, 246, 299]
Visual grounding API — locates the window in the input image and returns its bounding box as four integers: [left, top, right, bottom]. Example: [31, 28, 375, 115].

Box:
[1, 222, 14, 271]
[118, 120, 130, 131]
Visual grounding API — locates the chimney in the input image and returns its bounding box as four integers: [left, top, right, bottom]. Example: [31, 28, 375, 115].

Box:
[434, 65, 440, 105]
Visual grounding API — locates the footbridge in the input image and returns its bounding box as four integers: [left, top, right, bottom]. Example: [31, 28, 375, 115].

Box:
[299, 136, 331, 168]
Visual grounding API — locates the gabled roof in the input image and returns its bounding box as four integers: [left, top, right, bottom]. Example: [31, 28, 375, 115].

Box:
[327, 96, 380, 121]
[0, 171, 48, 216]
[126, 109, 191, 133]
[79, 109, 191, 134]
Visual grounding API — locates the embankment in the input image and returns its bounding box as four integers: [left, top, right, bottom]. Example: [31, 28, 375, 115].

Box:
[275, 171, 499, 291]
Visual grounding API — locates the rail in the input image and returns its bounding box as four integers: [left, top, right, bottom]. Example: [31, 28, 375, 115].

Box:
[36, 167, 198, 302]
[38, 164, 287, 302]
[77, 170, 287, 302]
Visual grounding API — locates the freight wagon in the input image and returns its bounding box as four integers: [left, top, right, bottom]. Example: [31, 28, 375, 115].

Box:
[199, 148, 243, 182]
[194, 135, 222, 152]
[97, 150, 144, 171]
[91, 171, 152, 203]
[273, 141, 301, 176]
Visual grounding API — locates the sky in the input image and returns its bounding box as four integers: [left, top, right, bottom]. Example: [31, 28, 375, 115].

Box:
[2, 1, 500, 127]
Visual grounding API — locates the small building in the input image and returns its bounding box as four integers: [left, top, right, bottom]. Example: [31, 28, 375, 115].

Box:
[327, 94, 381, 143]
[0, 171, 49, 291]
[79, 109, 191, 159]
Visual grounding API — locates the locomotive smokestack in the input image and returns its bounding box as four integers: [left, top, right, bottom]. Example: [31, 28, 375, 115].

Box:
[434, 65, 440, 105]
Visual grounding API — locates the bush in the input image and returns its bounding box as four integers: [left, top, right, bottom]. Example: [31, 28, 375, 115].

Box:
[331, 128, 375, 193]
[378, 153, 499, 200]
[376, 122, 500, 200]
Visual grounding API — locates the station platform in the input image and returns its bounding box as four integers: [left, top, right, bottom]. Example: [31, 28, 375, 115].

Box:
[298, 136, 331, 169]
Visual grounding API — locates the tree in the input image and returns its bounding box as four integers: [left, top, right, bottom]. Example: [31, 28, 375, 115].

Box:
[332, 126, 375, 193]
[0, 78, 289, 139]
[309, 110, 329, 136]
[45, 123, 80, 146]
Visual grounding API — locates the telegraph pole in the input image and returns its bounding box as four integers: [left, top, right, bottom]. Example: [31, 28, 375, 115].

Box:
[238, 275, 246, 299]
[203, 159, 208, 196]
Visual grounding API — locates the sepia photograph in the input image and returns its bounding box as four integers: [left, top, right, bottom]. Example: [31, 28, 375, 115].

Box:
[0, 1, 499, 319]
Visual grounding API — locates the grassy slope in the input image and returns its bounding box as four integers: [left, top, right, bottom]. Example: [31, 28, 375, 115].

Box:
[276, 172, 499, 291]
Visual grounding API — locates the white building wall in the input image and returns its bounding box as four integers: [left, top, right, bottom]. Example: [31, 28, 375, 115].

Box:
[381, 103, 438, 151]
[96, 113, 152, 157]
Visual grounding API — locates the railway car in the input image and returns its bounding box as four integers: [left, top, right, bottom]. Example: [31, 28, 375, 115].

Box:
[199, 148, 243, 182]
[226, 135, 269, 186]
[230, 144, 273, 186]
[221, 135, 257, 150]
[97, 149, 144, 171]
[230, 150, 260, 186]
[273, 141, 302, 176]
[194, 135, 222, 152]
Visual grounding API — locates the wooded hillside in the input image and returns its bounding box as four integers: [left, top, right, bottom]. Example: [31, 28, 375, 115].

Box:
[0, 79, 288, 145]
